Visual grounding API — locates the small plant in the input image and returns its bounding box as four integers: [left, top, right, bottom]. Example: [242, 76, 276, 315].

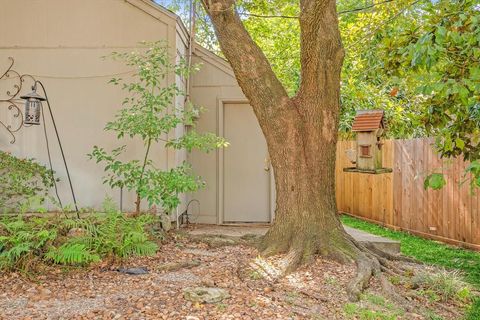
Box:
[343, 301, 402, 320]
[0, 151, 56, 213]
[343, 303, 359, 317]
[425, 310, 444, 320]
[389, 275, 401, 285]
[100, 196, 118, 214]
[216, 303, 227, 311]
[89, 41, 227, 215]
[411, 269, 473, 303]
[45, 243, 100, 265]
[363, 293, 387, 307]
[248, 270, 263, 280]
[324, 275, 339, 286]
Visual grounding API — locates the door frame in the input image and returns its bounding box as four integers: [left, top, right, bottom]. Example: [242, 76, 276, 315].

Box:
[216, 98, 276, 224]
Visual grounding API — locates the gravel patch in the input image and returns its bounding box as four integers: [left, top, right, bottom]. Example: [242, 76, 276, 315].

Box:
[156, 271, 202, 283]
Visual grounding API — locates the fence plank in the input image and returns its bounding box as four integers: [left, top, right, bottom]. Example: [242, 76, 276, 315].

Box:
[336, 137, 480, 250]
[474, 191, 480, 245]
[413, 139, 424, 233]
[426, 138, 442, 236]
[393, 140, 402, 228]
[461, 159, 471, 244]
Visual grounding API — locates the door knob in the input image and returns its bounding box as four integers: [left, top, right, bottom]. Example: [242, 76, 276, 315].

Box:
[264, 156, 271, 172]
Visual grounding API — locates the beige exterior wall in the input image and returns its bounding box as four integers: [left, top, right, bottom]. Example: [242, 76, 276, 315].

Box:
[0, 0, 189, 212]
[188, 45, 247, 224]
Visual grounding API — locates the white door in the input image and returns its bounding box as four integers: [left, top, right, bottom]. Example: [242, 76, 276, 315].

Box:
[223, 103, 271, 223]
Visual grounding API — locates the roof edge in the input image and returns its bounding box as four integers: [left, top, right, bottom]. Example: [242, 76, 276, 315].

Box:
[351, 109, 385, 132]
[193, 43, 235, 78]
[126, 0, 190, 41]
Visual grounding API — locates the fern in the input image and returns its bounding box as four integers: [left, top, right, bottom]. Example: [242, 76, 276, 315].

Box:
[45, 243, 100, 265]
[100, 196, 119, 214]
[2, 219, 26, 232]
[124, 241, 158, 257]
[15, 230, 34, 242]
[0, 209, 159, 271]
[1, 242, 31, 260]
[34, 229, 57, 248]
[61, 218, 99, 236]
[121, 231, 158, 257]
[55, 212, 159, 261]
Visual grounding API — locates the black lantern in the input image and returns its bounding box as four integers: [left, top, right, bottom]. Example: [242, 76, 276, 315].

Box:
[20, 87, 46, 125]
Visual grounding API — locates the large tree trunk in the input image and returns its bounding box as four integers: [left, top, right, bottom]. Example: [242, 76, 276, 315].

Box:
[201, 0, 406, 301]
[202, 0, 356, 263]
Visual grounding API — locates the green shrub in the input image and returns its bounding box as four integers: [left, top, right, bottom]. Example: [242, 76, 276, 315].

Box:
[0, 151, 55, 213]
[0, 210, 159, 271]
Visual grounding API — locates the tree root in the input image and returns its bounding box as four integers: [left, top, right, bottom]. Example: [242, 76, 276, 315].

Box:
[344, 238, 420, 308]
[362, 242, 418, 264]
[261, 237, 422, 312]
[338, 242, 434, 318]
[378, 274, 411, 311]
[156, 260, 200, 272]
[189, 233, 263, 248]
[346, 251, 380, 302]
[259, 228, 426, 313]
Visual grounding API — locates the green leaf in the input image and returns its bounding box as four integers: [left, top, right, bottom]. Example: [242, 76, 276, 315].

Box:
[424, 173, 447, 190]
[455, 138, 465, 150]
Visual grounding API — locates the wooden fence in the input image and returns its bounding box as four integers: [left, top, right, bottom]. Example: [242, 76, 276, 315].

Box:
[335, 138, 480, 250]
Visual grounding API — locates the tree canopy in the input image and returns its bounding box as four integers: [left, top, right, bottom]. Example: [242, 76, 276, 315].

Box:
[160, 0, 480, 186]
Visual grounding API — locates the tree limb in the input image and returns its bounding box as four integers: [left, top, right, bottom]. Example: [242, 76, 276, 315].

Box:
[200, 0, 289, 122]
[237, 0, 397, 19]
[297, 0, 344, 103]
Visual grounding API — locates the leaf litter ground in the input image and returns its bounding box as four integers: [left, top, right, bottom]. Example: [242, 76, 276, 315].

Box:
[0, 233, 468, 319]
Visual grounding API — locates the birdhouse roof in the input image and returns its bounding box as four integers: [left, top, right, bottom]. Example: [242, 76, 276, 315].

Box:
[351, 110, 385, 132]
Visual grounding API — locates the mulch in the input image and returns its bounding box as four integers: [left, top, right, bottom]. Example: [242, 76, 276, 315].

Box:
[0, 234, 466, 319]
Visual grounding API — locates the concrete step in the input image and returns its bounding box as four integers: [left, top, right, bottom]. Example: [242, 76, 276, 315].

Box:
[343, 226, 400, 255]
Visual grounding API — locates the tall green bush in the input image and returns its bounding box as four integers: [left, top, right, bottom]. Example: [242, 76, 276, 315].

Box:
[0, 151, 55, 213]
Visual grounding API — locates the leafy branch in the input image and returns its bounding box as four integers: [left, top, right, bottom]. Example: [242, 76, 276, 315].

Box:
[89, 41, 227, 214]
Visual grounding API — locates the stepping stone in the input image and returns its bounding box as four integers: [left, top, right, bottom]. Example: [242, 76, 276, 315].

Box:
[183, 287, 229, 303]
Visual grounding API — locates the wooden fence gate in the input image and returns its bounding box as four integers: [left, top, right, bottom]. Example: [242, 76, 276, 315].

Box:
[336, 138, 480, 250]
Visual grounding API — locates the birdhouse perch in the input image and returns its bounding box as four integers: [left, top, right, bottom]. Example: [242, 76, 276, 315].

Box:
[343, 110, 392, 174]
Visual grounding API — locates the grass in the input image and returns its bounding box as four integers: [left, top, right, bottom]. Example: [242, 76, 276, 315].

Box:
[343, 293, 404, 320]
[341, 215, 480, 320]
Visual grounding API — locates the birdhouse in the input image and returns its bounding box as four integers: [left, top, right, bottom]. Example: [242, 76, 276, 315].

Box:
[344, 110, 392, 174]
